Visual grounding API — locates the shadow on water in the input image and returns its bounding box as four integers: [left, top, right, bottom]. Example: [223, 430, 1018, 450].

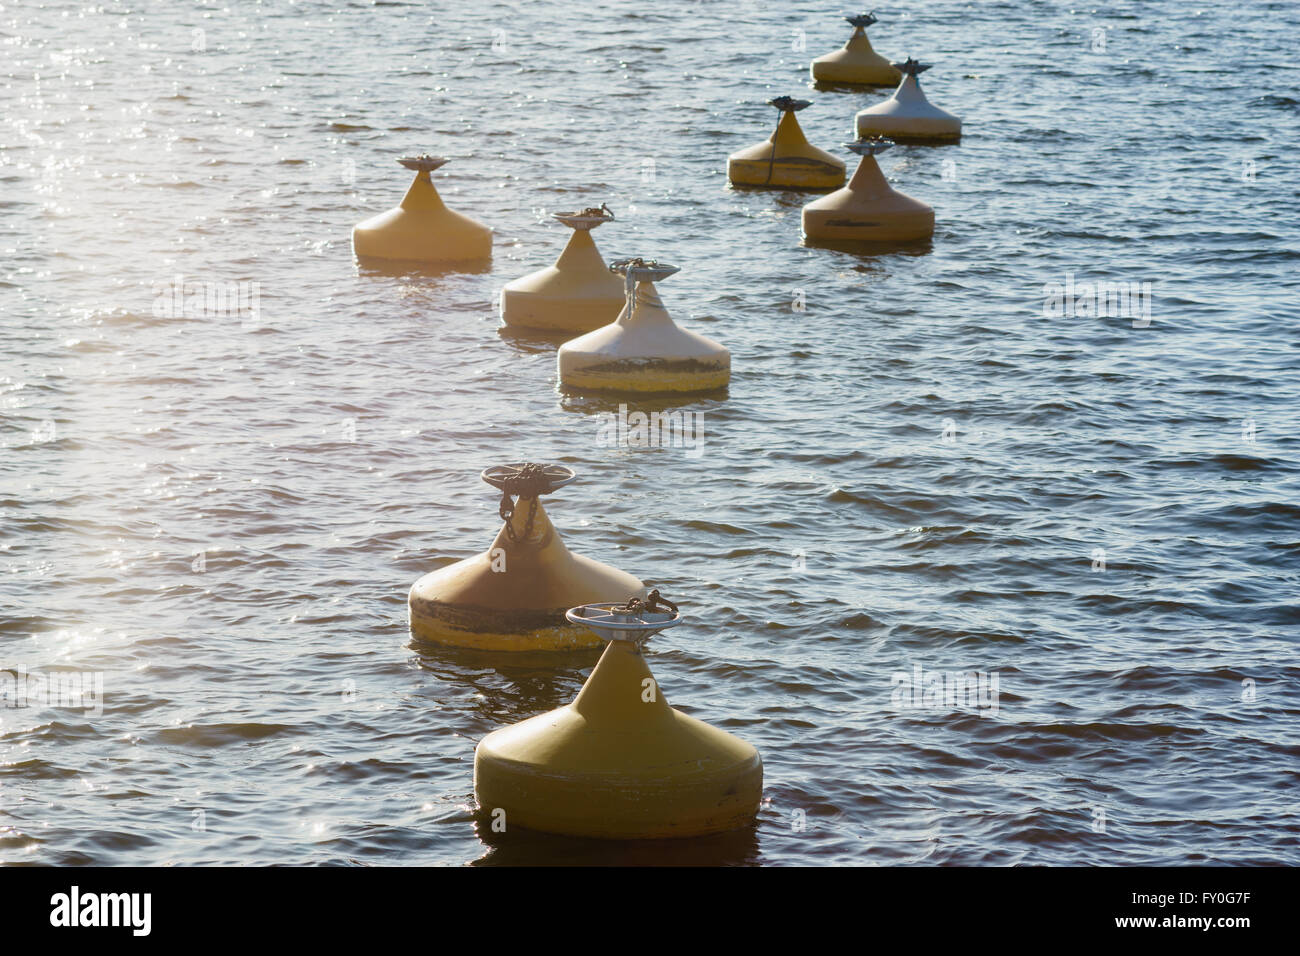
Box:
[727, 182, 841, 199]
[496, 323, 575, 354]
[874, 135, 962, 147]
[556, 384, 729, 408]
[799, 235, 935, 257]
[354, 255, 493, 278]
[470, 816, 762, 866]
[808, 80, 897, 95]
[556, 389, 728, 417]
[409, 635, 599, 721]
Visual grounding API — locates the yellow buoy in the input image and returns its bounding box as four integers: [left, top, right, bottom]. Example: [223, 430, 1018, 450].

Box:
[855, 58, 962, 144]
[474, 591, 763, 839]
[408, 463, 645, 651]
[557, 258, 730, 395]
[352, 154, 492, 265]
[499, 205, 627, 333]
[727, 96, 846, 191]
[810, 12, 901, 87]
[802, 137, 934, 243]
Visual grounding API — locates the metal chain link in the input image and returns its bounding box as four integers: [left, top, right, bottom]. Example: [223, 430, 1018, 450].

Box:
[496, 463, 553, 543]
[764, 98, 810, 185]
[611, 256, 653, 312]
[612, 588, 678, 616]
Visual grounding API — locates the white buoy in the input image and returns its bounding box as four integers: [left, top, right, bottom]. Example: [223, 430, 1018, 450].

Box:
[557, 258, 730, 394]
[855, 58, 962, 144]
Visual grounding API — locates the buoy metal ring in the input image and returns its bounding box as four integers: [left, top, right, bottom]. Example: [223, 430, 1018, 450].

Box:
[844, 136, 894, 156]
[891, 57, 932, 76]
[481, 462, 576, 495]
[398, 154, 450, 171]
[846, 12, 878, 28]
[767, 96, 812, 113]
[552, 204, 615, 231]
[565, 593, 682, 644]
[609, 257, 680, 283]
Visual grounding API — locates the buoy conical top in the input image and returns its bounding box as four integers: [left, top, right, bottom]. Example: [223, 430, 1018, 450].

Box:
[557, 258, 730, 394]
[500, 204, 627, 333]
[474, 591, 763, 839]
[855, 58, 962, 143]
[727, 97, 846, 191]
[353, 154, 493, 264]
[408, 463, 645, 651]
[810, 12, 901, 87]
[802, 137, 934, 243]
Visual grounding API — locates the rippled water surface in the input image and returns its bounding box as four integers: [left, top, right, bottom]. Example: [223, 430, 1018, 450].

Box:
[2, 0, 1299, 866]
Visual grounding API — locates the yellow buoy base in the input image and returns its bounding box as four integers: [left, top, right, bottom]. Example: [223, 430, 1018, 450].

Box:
[727, 111, 845, 191]
[802, 153, 934, 243]
[408, 501, 644, 652]
[558, 360, 730, 395]
[727, 157, 843, 190]
[810, 29, 901, 86]
[475, 640, 763, 839]
[500, 229, 626, 333]
[500, 288, 627, 334]
[408, 598, 607, 651]
[802, 198, 934, 242]
[353, 168, 491, 264]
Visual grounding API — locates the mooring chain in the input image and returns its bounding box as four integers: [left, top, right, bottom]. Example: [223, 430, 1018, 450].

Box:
[496, 463, 555, 542]
[608, 256, 639, 312]
[610, 257, 653, 312]
[766, 109, 782, 185]
[764, 97, 810, 185]
[612, 588, 678, 617]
